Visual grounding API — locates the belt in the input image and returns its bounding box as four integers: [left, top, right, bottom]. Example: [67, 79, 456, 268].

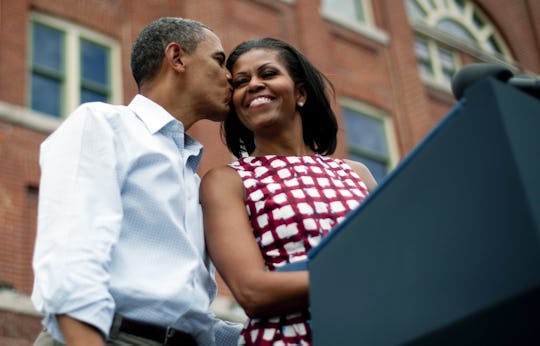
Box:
[116, 316, 197, 346]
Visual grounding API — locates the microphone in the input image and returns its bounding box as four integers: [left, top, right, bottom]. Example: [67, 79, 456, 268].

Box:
[451, 63, 540, 100]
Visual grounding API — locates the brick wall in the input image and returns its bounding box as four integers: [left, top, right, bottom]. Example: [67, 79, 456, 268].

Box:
[0, 123, 44, 295]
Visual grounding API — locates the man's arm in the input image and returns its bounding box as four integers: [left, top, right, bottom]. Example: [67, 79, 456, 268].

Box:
[32, 104, 122, 341]
[57, 315, 104, 346]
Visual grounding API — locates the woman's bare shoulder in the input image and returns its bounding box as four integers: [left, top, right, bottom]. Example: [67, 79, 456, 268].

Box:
[343, 158, 378, 192]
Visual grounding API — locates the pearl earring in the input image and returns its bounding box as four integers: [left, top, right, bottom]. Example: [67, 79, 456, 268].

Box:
[297, 101, 304, 107]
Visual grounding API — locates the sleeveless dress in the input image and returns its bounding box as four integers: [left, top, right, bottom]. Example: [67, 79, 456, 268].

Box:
[229, 155, 369, 346]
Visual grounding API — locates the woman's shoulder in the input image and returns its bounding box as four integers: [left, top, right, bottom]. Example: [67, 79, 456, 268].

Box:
[202, 164, 239, 183]
[342, 159, 378, 192]
[200, 164, 245, 201]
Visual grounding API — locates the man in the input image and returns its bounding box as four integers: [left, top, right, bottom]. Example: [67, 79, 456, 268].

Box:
[31, 17, 241, 345]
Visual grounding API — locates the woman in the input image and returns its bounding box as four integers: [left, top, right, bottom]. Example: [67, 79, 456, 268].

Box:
[200, 38, 377, 345]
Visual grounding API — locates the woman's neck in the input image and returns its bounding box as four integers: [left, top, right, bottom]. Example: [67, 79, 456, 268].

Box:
[251, 143, 317, 157]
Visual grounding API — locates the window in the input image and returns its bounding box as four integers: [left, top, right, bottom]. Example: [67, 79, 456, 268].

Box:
[321, 0, 369, 25]
[30, 13, 121, 118]
[341, 99, 398, 183]
[414, 36, 459, 87]
[321, 0, 389, 44]
[31, 22, 64, 116]
[405, 0, 513, 89]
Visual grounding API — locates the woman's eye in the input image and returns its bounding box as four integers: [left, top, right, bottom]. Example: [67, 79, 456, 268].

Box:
[232, 79, 248, 88]
[262, 70, 277, 78]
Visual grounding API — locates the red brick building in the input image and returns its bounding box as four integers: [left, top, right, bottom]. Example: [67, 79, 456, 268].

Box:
[1, 0, 538, 344]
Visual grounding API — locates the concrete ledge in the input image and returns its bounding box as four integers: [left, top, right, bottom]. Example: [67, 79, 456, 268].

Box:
[0, 101, 61, 134]
[0, 290, 41, 317]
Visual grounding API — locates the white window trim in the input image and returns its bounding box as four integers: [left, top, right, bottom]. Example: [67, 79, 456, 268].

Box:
[0, 100, 61, 133]
[407, 0, 514, 63]
[30, 12, 122, 118]
[340, 97, 399, 170]
[417, 36, 460, 92]
[320, 1, 389, 45]
[413, 22, 517, 68]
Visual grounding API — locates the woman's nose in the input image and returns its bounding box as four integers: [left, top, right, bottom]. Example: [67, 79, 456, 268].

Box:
[247, 77, 264, 91]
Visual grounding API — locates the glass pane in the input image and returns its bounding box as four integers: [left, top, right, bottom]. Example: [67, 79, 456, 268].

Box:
[441, 70, 454, 85]
[343, 108, 387, 157]
[31, 74, 61, 117]
[487, 35, 502, 54]
[81, 39, 109, 86]
[414, 38, 430, 59]
[81, 88, 108, 104]
[438, 47, 455, 70]
[353, 0, 366, 22]
[322, 0, 365, 22]
[405, 0, 426, 20]
[418, 61, 433, 78]
[33, 22, 63, 72]
[454, 0, 465, 11]
[349, 152, 387, 183]
[437, 20, 474, 43]
[472, 12, 484, 29]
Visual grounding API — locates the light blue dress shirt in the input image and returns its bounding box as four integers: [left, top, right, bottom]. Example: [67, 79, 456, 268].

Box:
[31, 95, 241, 345]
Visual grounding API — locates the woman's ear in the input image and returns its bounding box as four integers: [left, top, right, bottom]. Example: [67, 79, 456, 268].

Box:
[296, 83, 307, 107]
[164, 42, 186, 72]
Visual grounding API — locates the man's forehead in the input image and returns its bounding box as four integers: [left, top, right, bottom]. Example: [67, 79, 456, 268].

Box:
[200, 28, 223, 50]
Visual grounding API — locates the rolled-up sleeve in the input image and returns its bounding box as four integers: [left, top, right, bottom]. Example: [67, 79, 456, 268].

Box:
[32, 103, 123, 341]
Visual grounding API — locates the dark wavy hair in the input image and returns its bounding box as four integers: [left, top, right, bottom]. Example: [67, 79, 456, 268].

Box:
[224, 37, 338, 158]
[131, 17, 210, 89]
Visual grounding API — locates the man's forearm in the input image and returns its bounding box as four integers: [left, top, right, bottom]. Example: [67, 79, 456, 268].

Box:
[57, 314, 104, 346]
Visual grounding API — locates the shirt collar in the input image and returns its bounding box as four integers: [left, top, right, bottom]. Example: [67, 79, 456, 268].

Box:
[128, 94, 204, 167]
[128, 94, 177, 135]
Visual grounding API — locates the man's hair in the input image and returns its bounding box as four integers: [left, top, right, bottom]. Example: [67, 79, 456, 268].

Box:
[131, 17, 211, 89]
[224, 37, 338, 158]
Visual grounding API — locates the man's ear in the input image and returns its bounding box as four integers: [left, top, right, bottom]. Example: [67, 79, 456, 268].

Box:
[164, 42, 186, 72]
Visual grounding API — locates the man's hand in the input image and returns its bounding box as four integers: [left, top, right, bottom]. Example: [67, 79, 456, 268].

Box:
[57, 314, 104, 346]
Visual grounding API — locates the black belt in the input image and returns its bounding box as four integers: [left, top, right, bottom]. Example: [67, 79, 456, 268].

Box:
[117, 316, 197, 346]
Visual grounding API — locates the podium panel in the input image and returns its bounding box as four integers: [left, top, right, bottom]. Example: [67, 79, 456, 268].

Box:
[309, 79, 540, 345]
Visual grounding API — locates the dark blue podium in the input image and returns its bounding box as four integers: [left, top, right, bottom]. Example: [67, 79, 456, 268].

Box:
[308, 78, 540, 345]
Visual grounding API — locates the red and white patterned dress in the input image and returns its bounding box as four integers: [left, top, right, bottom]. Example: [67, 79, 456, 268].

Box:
[229, 155, 369, 346]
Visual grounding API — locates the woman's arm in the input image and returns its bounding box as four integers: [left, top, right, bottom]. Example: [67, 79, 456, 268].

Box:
[344, 159, 378, 192]
[200, 166, 309, 318]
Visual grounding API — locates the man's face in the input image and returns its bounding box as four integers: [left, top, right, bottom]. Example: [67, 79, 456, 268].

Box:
[184, 29, 232, 122]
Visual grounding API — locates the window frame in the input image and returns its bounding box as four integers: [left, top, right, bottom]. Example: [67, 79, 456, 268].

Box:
[405, 0, 516, 91]
[320, 0, 389, 44]
[29, 12, 122, 118]
[414, 35, 461, 90]
[406, 0, 515, 78]
[340, 97, 399, 182]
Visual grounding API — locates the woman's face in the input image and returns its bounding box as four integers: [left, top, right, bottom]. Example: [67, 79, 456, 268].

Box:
[230, 48, 305, 133]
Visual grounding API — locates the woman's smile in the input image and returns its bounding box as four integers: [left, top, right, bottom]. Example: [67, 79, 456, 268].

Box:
[248, 96, 273, 108]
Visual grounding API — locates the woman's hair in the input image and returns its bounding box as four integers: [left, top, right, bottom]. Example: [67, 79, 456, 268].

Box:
[131, 17, 210, 89]
[224, 37, 338, 158]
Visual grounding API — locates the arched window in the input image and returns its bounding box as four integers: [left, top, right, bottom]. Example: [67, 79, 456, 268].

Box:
[405, 0, 513, 89]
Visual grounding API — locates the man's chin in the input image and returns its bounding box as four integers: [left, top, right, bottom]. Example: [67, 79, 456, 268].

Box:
[207, 105, 230, 122]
